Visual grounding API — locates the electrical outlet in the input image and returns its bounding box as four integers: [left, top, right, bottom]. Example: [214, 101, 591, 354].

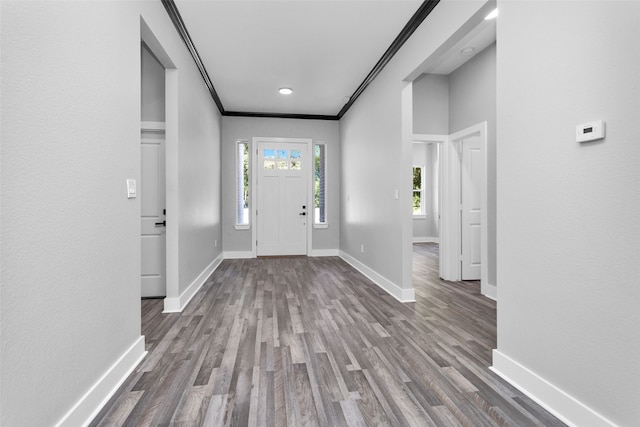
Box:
[360, 244, 364, 254]
[214, 240, 217, 247]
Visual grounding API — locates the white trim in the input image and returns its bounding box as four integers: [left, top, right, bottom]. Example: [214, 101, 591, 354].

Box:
[313, 223, 329, 229]
[441, 123, 489, 298]
[413, 237, 440, 244]
[233, 224, 250, 231]
[54, 337, 146, 427]
[412, 134, 448, 144]
[163, 254, 223, 313]
[140, 121, 165, 131]
[440, 132, 458, 281]
[491, 350, 617, 427]
[482, 282, 497, 301]
[223, 251, 254, 259]
[339, 251, 416, 303]
[309, 249, 339, 257]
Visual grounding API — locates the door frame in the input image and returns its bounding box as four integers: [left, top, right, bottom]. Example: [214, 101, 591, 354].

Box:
[140, 120, 167, 297]
[441, 122, 488, 288]
[251, 137, 314, 257]
[141, 18, 179, 311]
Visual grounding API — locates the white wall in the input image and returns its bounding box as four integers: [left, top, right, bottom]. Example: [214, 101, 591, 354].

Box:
[495, 1, 640, 426]
[221, 116, 339, 254]
[340, 0, 490, 292]
[0, 2, 222, 425]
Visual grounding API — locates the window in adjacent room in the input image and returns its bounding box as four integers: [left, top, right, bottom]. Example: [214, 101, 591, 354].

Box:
[235, 140, 250, 229]
[413, 166, 425, 216]
[314, 143, 327, 227]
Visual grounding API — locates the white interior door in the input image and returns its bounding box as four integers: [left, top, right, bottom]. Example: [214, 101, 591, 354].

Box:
[257, 141, 308, 256]
[461, 136, 482, 280]
[141, 126, 166, 297]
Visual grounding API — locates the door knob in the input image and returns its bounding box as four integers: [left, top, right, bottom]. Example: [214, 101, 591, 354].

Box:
[299, 212, 306, 216]
[155, 221, 166, 227]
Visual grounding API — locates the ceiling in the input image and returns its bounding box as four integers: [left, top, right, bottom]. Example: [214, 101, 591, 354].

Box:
[169, 1, 495, 118]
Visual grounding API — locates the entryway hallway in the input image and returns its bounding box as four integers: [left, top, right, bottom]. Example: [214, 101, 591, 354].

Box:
[91, 245, 564, 426]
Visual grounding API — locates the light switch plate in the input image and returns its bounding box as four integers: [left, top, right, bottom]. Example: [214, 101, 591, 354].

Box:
[576, 120, 605, 143]
[127, 179, 136, 198]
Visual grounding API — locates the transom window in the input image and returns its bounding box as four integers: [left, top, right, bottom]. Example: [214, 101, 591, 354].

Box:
[263, 148, 302, 171]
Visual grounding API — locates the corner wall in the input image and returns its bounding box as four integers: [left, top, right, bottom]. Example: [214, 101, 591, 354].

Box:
[494, 1, 640, 425]
[339, 0, 489, 295]
[0, 2, 222, 425]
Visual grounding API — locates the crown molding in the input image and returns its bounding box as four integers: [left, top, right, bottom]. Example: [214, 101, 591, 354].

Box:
[161, 0, 225, 114]
[337, 0, 440, 118]
[223, 111, 338, 121]
[162, 0, 440, 120]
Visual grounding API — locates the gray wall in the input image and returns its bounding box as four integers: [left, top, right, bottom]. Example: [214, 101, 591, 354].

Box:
[221, 116, 339, 253]
[141, 44, 165, 122]
[496, 1, 639, 425]
[412, 73, 449, 135]
[449, 43, 496, 286]
[0, 2, 222, 425]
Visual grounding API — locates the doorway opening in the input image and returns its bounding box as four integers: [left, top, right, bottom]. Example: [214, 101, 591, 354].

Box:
[405, 3, 496, 299]
[140, 18, 180, 312]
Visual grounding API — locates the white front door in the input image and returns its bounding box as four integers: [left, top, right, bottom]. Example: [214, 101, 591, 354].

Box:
[257, 141, 308, 256]
[461, 136, 482, 280]
[141, 125, 166, 297]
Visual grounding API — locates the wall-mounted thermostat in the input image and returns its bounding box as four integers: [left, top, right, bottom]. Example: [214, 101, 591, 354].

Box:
[576, 120, 605, 143]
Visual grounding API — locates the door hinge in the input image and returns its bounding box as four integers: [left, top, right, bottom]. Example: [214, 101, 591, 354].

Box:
[459, 254, 464, 261]
[256, 240, 258, 246]
[459, 204, 463, 211]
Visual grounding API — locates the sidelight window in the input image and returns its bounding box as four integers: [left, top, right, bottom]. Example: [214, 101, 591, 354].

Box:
[314, 143, 327, 226]
[236, 141, 250, 228]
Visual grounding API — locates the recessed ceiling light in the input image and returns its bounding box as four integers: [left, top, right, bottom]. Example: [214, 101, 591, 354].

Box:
[279, 87, 293, 95]
[485, 8, 499, 20]
[460, 47, 476, 56]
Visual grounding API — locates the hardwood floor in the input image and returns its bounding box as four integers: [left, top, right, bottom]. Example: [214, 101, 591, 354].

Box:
[91, 244, 564, 426]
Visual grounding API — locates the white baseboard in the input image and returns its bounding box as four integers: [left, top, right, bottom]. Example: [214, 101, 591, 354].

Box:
[482, 282, 497, 301]
[54, 336, 146, 427]
[339, 251, 415, 303]
[309, 249, 339, 257]
[491, 350, 617, 427]
[413, 237, 440, 244]
[164, 253, 223, 313]
[223, 250, 254, 259]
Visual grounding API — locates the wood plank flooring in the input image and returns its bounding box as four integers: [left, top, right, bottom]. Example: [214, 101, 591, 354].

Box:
[90, 243, 565, 426]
